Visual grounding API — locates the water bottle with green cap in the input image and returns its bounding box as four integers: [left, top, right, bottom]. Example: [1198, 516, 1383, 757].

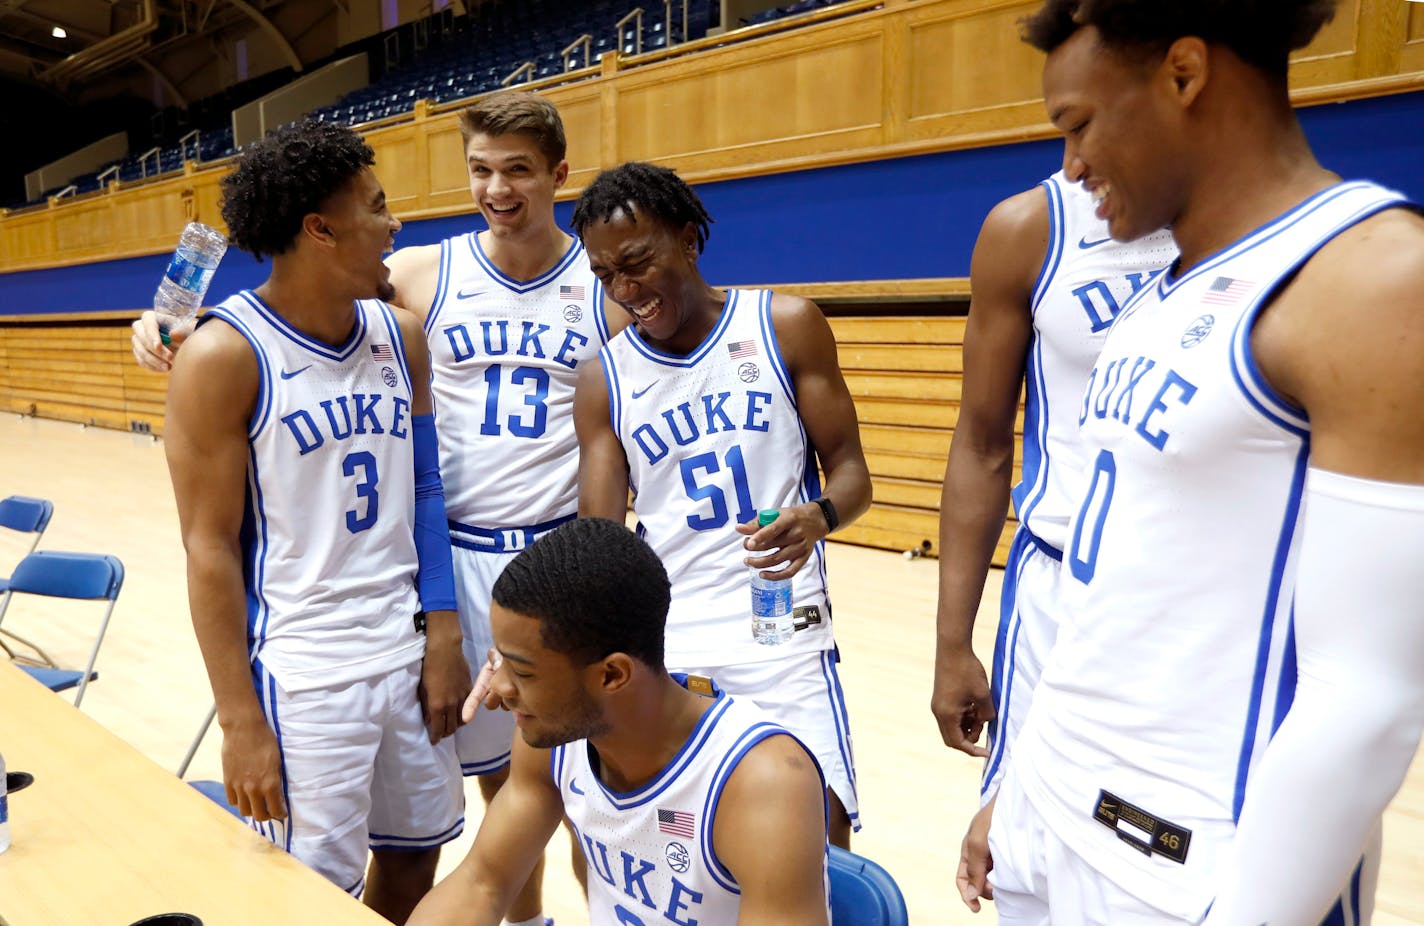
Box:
[749, 508, 794, 645]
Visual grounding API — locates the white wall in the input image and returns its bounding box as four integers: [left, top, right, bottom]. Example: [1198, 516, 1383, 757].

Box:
[24, 132, 128, 201]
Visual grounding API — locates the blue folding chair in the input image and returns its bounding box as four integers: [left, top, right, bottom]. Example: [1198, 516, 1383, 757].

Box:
[0, 496, 54, 596]
[0, 551, 124, 706]
[828, 845, 909, 926]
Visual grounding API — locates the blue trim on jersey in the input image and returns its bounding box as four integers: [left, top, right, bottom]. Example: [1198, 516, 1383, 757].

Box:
[591, 688, 734, 809]
[425, 237, 454, 334]
[1232, 444, 1310, 822]
[369, 815, 466, 850]
[600, 342, 623, 437]
[469, 233, 583, 294]
[1228, 195, 1406, 437]
[1013, 332, 1050, 526]
[1271, 609, 1298, 734]
[621, 287, 740, 368]
[448, 512, 576, 553]
[700, 722, 825, 894]
[244, 446, 275, 659]
[201, 307, 274, 437]
[982, 527, 1035, 795]
[1029, 177, 1065, 314]
[374, 301, 414, 393]
[819, 649, 860, 829]
[552, 743, 566, 788]
[343, 875, 365, 897]
[235, 290, 369, 362]
[593, 283, 612, 344]
[461, 753, 511, 776]
[756, 291, 797, 407]
[252, 657, 294, 854]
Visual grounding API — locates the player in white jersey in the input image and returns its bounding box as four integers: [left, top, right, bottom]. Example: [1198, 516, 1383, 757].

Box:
[410, 518, 831, 926]
[931, 172, 1175, 804]
[164, 121, 469, 923]
[957, 2, 1424, 923]
[139, 93, 624, 924]
[570, 162, 873, 849]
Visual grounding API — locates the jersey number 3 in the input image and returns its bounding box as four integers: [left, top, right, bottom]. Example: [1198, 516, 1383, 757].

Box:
[343, 450, 380, 534]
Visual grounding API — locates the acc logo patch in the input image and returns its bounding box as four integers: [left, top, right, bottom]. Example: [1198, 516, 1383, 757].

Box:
[381, 366, 398, 387]
[1181, 315, 1215, 348]
[665, 841, 691, 874]
[737, 362, 760, 383]
[564, 304, 584, 323]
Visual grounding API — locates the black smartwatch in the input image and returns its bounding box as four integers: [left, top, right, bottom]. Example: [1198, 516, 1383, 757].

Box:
[813, 496, 839, 532]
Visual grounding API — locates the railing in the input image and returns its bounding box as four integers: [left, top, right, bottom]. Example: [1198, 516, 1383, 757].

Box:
[179, 129, 200, 164]
[561, 33, 593, 71]
[138, 147, 161, 178]
[616, 9, 645, 56]
[500, 61, 535, 87]
[97, 165, 120, 188]
[664, 0, 687, 44]
[51, 185, 78, 201]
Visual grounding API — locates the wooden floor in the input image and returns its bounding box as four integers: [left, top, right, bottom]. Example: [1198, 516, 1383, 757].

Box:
[3, 413, 1421, 924]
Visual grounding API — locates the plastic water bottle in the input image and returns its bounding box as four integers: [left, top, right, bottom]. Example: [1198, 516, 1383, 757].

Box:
[750, 509, 794, 645]
[154, 222, 227, 345]
[0, 748, 10, 854]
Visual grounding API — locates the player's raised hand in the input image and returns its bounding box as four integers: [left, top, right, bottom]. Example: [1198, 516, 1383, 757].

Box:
[462, 649, 507, 723]
[931, 646, 995, 757]
[131, 309, 194, 372]
[419, 609, 472, 743]
[736, 502, 826, 581]
[221, 717, 287, 822]
[957, 796, 996, 912]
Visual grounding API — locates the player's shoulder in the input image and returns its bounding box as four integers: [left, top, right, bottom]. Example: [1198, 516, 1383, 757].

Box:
[386, 242, 442, 274]
[1297, 205, 1424, 316]
[979, 184, 1051, 249]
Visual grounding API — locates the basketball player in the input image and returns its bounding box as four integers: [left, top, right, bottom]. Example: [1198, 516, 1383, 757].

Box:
[957, 2, 1424, 923]
[408, 517, 831, 926]
[569, 161, 872, 849]
[930, 174, 1174, 801]
[137, 92, 622, 925]
[163, 120, 468, 923]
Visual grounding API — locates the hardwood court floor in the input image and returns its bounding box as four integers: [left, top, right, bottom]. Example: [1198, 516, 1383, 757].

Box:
[3, 413, 1421, 924]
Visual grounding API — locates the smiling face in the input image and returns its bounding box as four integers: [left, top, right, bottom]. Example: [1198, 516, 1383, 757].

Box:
[580, 204, 705, 345]
[320, 166, 401, 301]
[465, 131, 568, 239]
[1044, 26, 1190, 242]
[489, 600, 612, 750]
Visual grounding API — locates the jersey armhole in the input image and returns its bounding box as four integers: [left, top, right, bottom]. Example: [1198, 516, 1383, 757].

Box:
[424, 238, 454, 335]
[201, 304, 272, 439]
[1029, 179, 1065, 316]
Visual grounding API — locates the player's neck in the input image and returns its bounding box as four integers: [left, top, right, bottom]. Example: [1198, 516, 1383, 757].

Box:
[478, 222, 572, 283]
[255, 265, 359, 348]
[591, 675, 715, 793]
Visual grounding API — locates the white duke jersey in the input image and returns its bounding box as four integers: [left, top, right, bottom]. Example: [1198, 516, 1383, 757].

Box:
[425, 234, 609, 537]
[205, 292, 425, 694]
[1014, 171, 1177, 551]
[1011, 181, 1411, 917]
[600, 289, 831, 667]
[552, 679, 829, 925]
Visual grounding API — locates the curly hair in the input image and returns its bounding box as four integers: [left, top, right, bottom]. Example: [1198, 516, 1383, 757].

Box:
[457, 91, 566, 169]
[492, 518, 671, 669]
[1022, 0, 1337, 78]
[219, 120, 375, 260]
[570, 161, 714, 253]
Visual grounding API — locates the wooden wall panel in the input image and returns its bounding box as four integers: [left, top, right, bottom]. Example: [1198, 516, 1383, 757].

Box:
[2, 0, 1421, 274]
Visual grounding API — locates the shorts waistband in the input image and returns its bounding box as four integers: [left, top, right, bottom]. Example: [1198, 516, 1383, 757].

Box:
[449, 513, 576, 554]
[1018, 524, 1063, 562]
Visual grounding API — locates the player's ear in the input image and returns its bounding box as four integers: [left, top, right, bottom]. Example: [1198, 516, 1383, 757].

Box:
[301, 212, 336, 248]
[1162, 36, 1208, 109]
[596, 653, 635, 695]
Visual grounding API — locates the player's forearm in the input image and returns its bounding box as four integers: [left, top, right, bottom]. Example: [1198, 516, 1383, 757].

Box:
[1207, 470, 1424, 924]
[818, 457, 872, 531]
[186, 543, 265, 728]
[406, 864, 505, 926]
[935, 443, 1014, 651]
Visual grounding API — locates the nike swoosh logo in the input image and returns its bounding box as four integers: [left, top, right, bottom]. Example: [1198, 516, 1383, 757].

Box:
[1078, 235, 1113, 249]
[570, 779, 585, 795]
[456, 288, 485, 299]
[280, 365, 312, 380]
[631, 382, 658, 400]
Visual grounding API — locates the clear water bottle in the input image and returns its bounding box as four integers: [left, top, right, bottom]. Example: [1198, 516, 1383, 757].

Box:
[0, 748, 9, 854]
[154, 222, 227, 345]
[750, 509, 794, 645]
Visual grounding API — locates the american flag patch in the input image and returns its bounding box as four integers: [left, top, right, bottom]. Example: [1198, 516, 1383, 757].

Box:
[727, 340, 758, 360]
[371, 343, 395, 362]
[1201, 277, 1253, 306]
[658, 809, 695, 838]
[560, 284, 585, 301]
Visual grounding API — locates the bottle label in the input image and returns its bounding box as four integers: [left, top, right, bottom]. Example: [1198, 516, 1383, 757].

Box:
[0, 792, 7, 824]
[164, 249, 217, 293]
[750, 584, 792, 616]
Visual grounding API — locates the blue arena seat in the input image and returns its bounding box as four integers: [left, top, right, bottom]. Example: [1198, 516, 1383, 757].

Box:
[828, 845, 909, 926]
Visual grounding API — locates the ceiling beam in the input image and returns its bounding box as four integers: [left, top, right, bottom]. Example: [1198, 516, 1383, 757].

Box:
[222, 0, 301, 72]
[136, 55, 186, 106]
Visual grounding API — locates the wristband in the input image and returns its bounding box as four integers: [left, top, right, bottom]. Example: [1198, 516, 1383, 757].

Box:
[813, 496, 839, 532]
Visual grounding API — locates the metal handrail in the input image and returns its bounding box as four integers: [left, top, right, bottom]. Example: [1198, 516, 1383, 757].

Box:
[138, 146, 161, 177]
[179, 129, 200, 163]
[97, 165, 120, 187]
[53, 185, 78, 199]
[561, 33, 592, 71]
[501, 61, 535, 87]
[664, 0, 687, 44]
[616, 8, 645, 56]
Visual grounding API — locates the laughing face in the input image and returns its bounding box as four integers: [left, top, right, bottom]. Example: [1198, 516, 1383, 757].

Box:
[580, 204, 706, 347]
[465, 131, 568, 238]
[1043, 26, 1190, 243]
[488, 600, 612, 750]
[322, 166, 401, 301]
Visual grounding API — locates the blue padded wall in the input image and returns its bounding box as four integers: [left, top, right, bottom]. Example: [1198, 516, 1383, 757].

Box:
[2, 90, 1420, 315]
